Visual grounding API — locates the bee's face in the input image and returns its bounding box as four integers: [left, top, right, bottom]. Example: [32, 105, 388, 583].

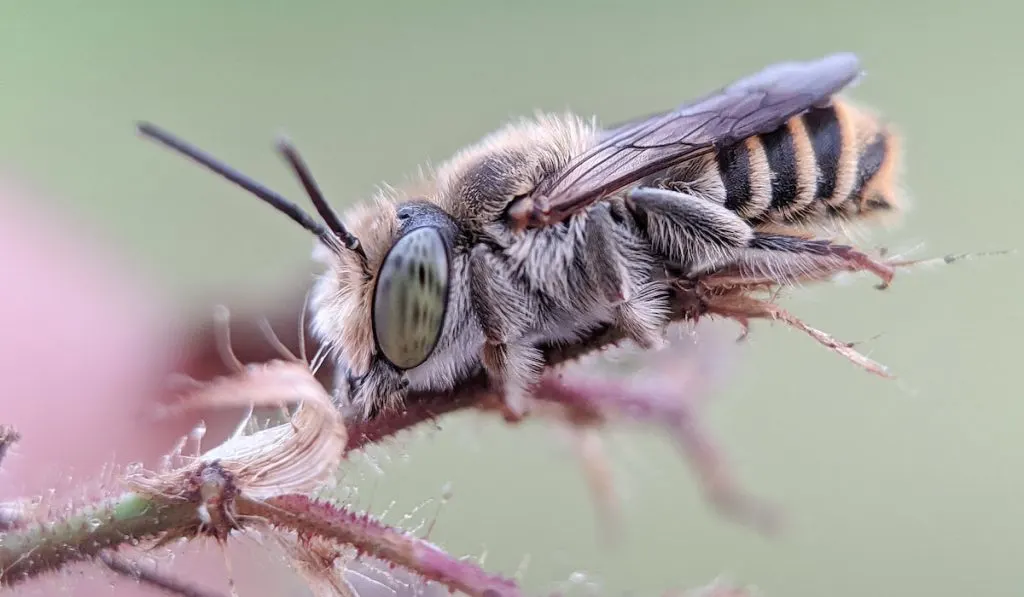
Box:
[371, 224, 451, 370]
[365, 198, 463, 375]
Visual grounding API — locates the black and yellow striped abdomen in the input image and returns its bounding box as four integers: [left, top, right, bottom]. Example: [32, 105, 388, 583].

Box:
[713, 99, 902, 232]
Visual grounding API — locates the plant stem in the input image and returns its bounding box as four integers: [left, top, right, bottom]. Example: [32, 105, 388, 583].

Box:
[238, 494, 521, 597]
[0, 492, 196, 588]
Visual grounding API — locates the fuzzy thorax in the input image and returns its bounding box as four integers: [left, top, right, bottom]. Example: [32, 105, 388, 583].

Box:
[433, 112, 598, 226]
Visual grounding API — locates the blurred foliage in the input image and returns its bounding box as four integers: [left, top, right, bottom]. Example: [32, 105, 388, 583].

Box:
[0, 2, 1021, 596]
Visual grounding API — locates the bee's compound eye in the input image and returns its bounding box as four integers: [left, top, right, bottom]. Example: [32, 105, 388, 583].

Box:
[372, 227, 450, 370]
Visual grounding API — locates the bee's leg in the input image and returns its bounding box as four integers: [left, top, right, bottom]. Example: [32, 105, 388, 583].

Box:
[585, 203, 671, 349]
[481, 342, 545, 419]
[469, 245, 544, 417]
[625, 187, 754, 275]
[343, 361, 408, 421]
[727, 233, 895, 289]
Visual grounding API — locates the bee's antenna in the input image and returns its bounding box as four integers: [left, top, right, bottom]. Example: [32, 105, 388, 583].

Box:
[136, 121, 342, 252]
[275, 136, 366, 261]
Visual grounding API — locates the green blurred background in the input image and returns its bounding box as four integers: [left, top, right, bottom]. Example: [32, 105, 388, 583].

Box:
[1, 2, 1021, 596]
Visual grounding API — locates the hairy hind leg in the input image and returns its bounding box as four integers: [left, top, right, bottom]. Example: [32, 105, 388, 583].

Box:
[715, 233, 895, 289]
[691, 235, 897, 380]
[625, 187, 754, 275]
[625, 187, 893, 288]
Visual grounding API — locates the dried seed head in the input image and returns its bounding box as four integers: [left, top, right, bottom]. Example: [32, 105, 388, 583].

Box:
[133, 359, 347, 501]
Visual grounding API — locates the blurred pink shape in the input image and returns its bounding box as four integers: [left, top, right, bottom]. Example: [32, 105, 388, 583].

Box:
[0, 176, 296, 596]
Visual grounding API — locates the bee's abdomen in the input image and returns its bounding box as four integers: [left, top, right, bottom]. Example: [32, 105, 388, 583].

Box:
[715, 99, 902, 228]
[803, 103, 845, 203]
[717, 136, 771, 219]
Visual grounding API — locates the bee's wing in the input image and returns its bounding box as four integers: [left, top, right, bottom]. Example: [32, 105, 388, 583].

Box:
[516, 53, 863, 229]
[595, 109, 670, 144]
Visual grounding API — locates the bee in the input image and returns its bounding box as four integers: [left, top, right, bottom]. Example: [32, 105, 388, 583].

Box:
[138, 52, 904, 421]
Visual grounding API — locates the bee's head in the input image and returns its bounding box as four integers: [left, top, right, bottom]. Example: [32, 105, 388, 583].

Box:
[306, 194, 459, 380]
[135, 122, 454, 378]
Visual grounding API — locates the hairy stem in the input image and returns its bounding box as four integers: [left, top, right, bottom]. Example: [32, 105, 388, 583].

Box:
[0, 450, 522, 597]
[238, 494, 521, 597]
[0, 492, 195, 587]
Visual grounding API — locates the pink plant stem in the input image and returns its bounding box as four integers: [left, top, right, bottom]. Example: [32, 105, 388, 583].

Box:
[240, 494, 521, 597]
[532, 375, 778, 533]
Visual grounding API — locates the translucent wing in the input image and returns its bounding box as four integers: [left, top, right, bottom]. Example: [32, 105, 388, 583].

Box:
[508, 53, 863, 229]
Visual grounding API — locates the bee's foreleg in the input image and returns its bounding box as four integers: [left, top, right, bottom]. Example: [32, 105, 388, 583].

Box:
[469, 245, 544, 417]
[625, 187, 754, 275]
[345, 360, 409, 421]
[585, 204, 671, 349]
[481, 342, 545, 419]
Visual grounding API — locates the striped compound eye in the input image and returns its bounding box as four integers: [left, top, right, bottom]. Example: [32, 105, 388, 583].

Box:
[372, 226, 450, 370]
